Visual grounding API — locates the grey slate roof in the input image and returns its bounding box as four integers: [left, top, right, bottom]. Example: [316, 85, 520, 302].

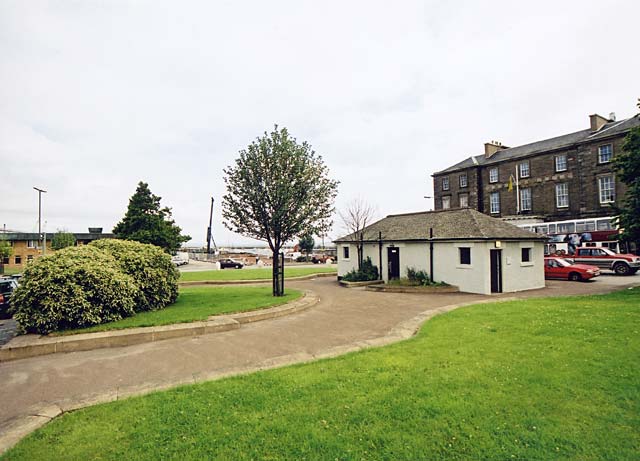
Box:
[434, 114, 640, 175]
[334, 208, 546, 242]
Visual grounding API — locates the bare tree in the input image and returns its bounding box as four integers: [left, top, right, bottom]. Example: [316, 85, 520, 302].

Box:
[338, 198, 377, 269]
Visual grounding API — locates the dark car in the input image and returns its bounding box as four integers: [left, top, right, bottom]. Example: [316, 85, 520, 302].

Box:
[0, 277, 18, 319]
[219, 258, 244, 269]
[544, 257, 600, 282]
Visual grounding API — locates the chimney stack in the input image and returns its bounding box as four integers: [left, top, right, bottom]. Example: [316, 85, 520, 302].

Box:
[589, 113, 610, 132]
[484, 140, 507, 159]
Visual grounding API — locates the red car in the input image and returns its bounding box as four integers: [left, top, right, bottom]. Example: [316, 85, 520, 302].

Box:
[544, 257, 601, 282]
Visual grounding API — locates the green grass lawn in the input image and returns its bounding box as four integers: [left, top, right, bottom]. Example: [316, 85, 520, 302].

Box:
[0, 267, 22, 275]
[5, 288, 639, 460]
[55, 286, 303, 335]
[180, 266, 336, 282]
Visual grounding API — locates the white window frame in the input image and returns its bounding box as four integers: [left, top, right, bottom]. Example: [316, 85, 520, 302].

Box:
[555, 154, 567, 172]
[459, 193, 468, 208]
[520, 188, 532, 211]
[490, 191, 500, 214]
[489, 167, 499, 183]
[27, 240, 37, 248]
[442, 176, 449, 191]
[459, 174, 468, 188]
[598, 144, 612, 164]
[519, 161, 530, 178]
[598, 176, 615, 204]
[555, 183, 569, 208]
[442, 196, 451, 210]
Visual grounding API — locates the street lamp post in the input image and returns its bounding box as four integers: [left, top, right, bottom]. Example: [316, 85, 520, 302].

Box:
[33, 187, 47, 255]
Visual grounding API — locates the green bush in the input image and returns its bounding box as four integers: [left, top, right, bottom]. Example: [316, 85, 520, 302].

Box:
[10, 246, 139, 334]
[342, 257, 379, 282]
[406, 267, 431, 285]
[90, 239, 179, 312]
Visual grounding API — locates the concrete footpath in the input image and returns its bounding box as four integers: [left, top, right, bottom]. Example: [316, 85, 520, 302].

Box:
[0, 275, 637, 452]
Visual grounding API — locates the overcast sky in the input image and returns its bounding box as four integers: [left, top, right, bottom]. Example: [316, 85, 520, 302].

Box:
[1, 1, 638, 247]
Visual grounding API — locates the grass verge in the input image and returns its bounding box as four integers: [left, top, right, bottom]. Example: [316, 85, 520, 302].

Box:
[4, 288, 639, 460]
[54, 286, 303, 335]
[180, 266, 336, 282]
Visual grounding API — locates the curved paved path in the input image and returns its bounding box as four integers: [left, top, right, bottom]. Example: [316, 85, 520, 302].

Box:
[0, 275, 637, 449]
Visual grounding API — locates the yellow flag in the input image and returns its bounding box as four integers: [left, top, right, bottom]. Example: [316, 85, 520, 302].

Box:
[507, 175, 513, 192]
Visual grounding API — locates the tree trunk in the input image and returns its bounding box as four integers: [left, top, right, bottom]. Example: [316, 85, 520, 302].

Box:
[272, 250, 284, 296]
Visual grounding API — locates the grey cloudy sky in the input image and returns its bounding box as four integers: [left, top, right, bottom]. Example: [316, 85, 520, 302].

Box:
[1, 0, 638, 246]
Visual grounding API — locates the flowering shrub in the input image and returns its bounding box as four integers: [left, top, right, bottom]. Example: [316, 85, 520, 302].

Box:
[11, 246, 139, 334]
[90, 239, 179, 312]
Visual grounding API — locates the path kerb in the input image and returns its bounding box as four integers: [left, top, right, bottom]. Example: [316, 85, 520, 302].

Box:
[0, 290, 319, 363]
[0, 295, 517, 456]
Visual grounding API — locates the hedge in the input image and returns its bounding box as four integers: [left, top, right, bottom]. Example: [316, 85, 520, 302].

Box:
[11, 246, 139, 334]
[90, 239, 179, 312]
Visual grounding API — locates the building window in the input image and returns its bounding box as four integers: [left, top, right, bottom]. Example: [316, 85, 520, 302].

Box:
[459, 247, 471, 265]
[459, 174, 468, 188]
[27, 240, 37, 248]
[14, 255, 22, 264]
[520, 188, 532, 211]
[442, 177, 450, 191]
[555, 154, 567, 172]
[555, 183, 569, 208]
[519, 161, 530, 178]
[490, 192, 500, 214]
[598, 176, 615, 204]
[27, 255, 34, 262]
[489, 167, 499, 183]
[459, 193, 468, 208]
[521, 248, 531, 262]
[598, 144, 613, 163]
[442, 196, 451, 209]
[343, 246, 350, 259]
[1, 257, 8, 265]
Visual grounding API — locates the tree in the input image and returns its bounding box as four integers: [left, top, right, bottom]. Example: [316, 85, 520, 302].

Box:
[613, 109, 640, 246]
[51, 230, 77, 250]
[0, 238, 12, 274]
[113, 182, 191, 253]
[338, 198, 377, 269]
[222, 126, 339, 296]
[298, 233, 315, 261]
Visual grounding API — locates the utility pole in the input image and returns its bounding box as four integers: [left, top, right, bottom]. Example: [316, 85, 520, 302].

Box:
[206, 197, 217, 256]
[33, 187, 47, 255]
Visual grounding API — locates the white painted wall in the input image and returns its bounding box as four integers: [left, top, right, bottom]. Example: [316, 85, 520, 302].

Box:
[337, 239, 545, 295]
[501, 241, 545, 292]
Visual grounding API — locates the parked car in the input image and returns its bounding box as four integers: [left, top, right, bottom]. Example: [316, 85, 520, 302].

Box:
[544, 257, 601, 282]
[171, 256, 189, 266]
[219, 258, 244, 269]
[570, 247, 640, 275]
[0, 277, 18, 319]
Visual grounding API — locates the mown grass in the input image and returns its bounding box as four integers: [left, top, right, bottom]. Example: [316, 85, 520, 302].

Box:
[180, 266, 336, 282]
[54, 286, 303, 335]
[4, 288, 639, 460]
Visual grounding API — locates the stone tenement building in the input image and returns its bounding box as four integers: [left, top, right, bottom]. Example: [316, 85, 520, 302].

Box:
[432, 112, 640, 223]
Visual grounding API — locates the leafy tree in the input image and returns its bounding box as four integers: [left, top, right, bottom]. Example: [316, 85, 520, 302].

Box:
[113, 182, 191, 253]
[0, 238, 12, 274]
[614, 113, 640, 245]
[222, 126, 338, 296]
[51, 230, 77, 250]
[298, 233, 315, 261]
